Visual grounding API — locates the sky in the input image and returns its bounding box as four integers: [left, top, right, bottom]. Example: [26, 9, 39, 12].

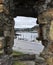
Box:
[14, 16, 37, 28]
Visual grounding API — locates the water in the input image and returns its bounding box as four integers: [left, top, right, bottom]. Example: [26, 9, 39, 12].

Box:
[13, 32, 44, 54]
[16, 32, 38, 42]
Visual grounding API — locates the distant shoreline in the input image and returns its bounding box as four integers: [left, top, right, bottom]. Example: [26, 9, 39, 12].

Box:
[16, 31, 38, 33]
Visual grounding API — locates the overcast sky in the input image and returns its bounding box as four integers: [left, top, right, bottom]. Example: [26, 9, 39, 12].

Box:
[14, 16, 37, 28]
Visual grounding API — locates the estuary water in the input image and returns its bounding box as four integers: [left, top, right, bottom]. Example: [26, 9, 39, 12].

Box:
[13, 32, 44, 54]
[16, 32, 38, 42]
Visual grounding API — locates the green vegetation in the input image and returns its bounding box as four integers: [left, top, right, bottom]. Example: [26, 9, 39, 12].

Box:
[13, 51, 26, 65]
[13, 51, 23, 55]
[13, 61, 26, 65]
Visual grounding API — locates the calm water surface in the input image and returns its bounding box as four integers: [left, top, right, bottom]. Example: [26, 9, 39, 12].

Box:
[16, 32, 38, 41]
[13, 32, 44, 54]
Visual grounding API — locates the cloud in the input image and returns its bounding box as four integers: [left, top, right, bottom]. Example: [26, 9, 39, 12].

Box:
[14, 16, 37, 28]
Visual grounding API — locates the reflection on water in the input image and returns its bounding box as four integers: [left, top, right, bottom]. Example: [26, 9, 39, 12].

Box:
[16, 32, 38, 42]
[13, 31, 44, 54]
